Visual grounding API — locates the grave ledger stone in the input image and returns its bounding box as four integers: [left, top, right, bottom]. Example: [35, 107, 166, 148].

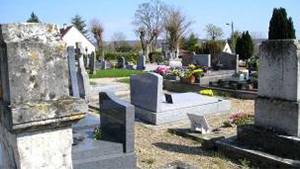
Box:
[0, 23, 88, 169]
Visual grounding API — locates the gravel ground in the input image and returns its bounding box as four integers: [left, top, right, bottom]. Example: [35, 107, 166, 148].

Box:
[135, 98, 255, 169]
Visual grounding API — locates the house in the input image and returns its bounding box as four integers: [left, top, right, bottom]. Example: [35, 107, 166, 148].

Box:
[60, 24, 95, 55]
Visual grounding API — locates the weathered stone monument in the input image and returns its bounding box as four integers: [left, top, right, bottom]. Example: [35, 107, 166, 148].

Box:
[76, 42, 90, 99]
[217, 40, 300, 168]
[218, 52, 239, 72]
[0, 23, 88, 169]
[89, 51, 95, 74]
[137, 55, 146, 70]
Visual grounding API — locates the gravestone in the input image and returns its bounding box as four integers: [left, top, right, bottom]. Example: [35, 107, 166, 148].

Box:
[255, 40, 300, 136]
[216, 40, 300, 168]
[137, 55, 146, 70]
[118, 57, 126, 69]
[218, 52, 239, 72]
[89, 52, 95, 74]
[76, 43, 91, 99]
[67, 46, 80, 98]
[0, 23, 87, 169]
[187, 114, 211, 134]
[95, 62, 102, 70]
[194, 54, 211, 67]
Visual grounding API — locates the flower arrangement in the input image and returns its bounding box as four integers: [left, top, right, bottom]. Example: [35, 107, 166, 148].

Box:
[187, 64, 196, 70]
[191, 69, 203, 78]
[200, 89, 214, 96]
[172, 69, 182, 76]
[94, 126, 102, 140]
[223, 113, 254, 127]
[155, 66, 169, 75]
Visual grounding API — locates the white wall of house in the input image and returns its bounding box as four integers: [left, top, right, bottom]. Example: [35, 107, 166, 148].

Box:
[62, 27, 95, 55]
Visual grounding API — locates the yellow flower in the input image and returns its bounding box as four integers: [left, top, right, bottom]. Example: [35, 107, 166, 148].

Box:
[200, 89, 214, 96]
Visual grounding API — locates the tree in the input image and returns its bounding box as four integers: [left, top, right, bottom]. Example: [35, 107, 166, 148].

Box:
[71, 14, 88, 36]
[111, 32, 127, 51]
[89, 18, 104, 53]
[27, 12, 40, 23]
[133, 0, 167, 56]
[180, 33, 199, 52]
[236, 31, 254, 60]
[227, 31, 241, 53]
[205, 24, 224, 40]
[163, 7, 192, 57]
[268, 7, 296, 39]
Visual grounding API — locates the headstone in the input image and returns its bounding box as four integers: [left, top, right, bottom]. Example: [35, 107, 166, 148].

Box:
[255, 40, 300, 136]
[67, 46, 80, 98]
[83, 54, 88, 68]
[100, 92, 135, 153]
[130, 73, 163, 112]
[95, 62, 102, 70]
[76, 43, 91, 99]
[218, 52, 239, 72]
[137, 55, 146, 70]
[194, 54, 211, 67]
[89, 52, 95, 74]
[187, 114, 211, 134]
[118, 57, 126, 69]
[0, 23, 87, 169]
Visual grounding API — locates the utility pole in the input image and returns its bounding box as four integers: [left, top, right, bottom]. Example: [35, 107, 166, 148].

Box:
[226, 21, 234, 53]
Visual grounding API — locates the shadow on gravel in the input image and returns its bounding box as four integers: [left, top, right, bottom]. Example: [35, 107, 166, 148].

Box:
[153, 142, 204, 155]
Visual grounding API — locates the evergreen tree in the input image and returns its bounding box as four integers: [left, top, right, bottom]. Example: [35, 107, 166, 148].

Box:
[27, 12, 40, 23]
[180, 33, 199, 52]
[235, 31, 254, 60]
[268, 7, 296, 39]
[71, 14, 88, 36]
[287, 17, 296, 39]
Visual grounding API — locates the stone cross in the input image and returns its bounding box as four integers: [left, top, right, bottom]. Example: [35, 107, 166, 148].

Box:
[76, 43, 91, 99]
[137, 55, 146, 70]
[0, 23, 87, 169]
[67, 46, 80, 98]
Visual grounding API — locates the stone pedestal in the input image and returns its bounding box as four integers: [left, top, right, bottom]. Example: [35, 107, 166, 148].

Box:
[255, 40, 300, 137]
[0, 23, 87, 169]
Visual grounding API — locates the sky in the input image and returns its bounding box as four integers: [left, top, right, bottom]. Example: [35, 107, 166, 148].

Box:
[0, 0, 299, 41]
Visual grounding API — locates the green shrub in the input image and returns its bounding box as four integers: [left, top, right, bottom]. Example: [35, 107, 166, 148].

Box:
[103, 52, 139, 62]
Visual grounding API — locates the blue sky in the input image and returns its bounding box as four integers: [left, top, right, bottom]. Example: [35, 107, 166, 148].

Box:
[0, 0, 299, 41]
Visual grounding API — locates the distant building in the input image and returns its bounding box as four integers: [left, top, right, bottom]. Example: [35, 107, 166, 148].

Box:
[60, 24, 95, 55]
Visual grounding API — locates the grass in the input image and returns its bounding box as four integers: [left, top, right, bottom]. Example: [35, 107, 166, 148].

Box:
[117, 78, 130, 84]
[90, 81, 97, 85]
[89, 69, 142, 78]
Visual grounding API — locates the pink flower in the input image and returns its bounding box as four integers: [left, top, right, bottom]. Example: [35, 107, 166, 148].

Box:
[155, 66, 169, 75]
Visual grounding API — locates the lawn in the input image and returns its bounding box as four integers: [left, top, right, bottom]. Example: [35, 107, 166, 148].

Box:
[89, 69, 143, 78]
[117, 77, 130, 84]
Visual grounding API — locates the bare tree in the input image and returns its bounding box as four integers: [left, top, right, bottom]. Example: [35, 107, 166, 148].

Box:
[90, 18, 104, 52]
[111, 32, 127, 50]
[205, 24, 224, 40]
[133, 0, 166, 56]
[164, 7, 192, 57]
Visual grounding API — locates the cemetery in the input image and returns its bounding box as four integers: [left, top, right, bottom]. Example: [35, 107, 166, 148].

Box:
[0, 1, 299, 169]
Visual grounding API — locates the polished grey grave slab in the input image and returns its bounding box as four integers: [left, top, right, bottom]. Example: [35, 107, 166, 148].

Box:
[131, 73, 231, 125]
[72, 92, 136, 169]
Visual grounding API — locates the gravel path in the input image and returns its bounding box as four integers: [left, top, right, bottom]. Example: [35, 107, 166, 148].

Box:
[135, 98, 254, 169]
